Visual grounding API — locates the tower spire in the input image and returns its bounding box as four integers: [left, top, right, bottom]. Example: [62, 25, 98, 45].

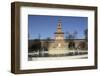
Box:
[56, 17, 63, 33]
[58, 17, 62, 24]
[55, 17, 64, 40]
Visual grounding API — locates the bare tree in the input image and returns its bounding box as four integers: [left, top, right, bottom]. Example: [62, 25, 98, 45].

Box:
[65, 31, 77, 50]
[45, 37, 51, 51]
[84, 29, 88, 42]
[66, 31, 77, 40]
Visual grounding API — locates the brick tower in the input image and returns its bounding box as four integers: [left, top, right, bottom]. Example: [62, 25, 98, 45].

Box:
[49, 18, 67, 55]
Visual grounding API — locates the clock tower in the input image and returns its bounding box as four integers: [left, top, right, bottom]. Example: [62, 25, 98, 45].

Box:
[54, 18, 65, 48]
[49, 18, 67, 55]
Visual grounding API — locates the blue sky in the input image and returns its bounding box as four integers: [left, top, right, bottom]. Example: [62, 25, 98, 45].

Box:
[28, 15, 88, 40]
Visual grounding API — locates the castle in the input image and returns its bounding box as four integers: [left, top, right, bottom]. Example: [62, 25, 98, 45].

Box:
[28, 18, 87, 56]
